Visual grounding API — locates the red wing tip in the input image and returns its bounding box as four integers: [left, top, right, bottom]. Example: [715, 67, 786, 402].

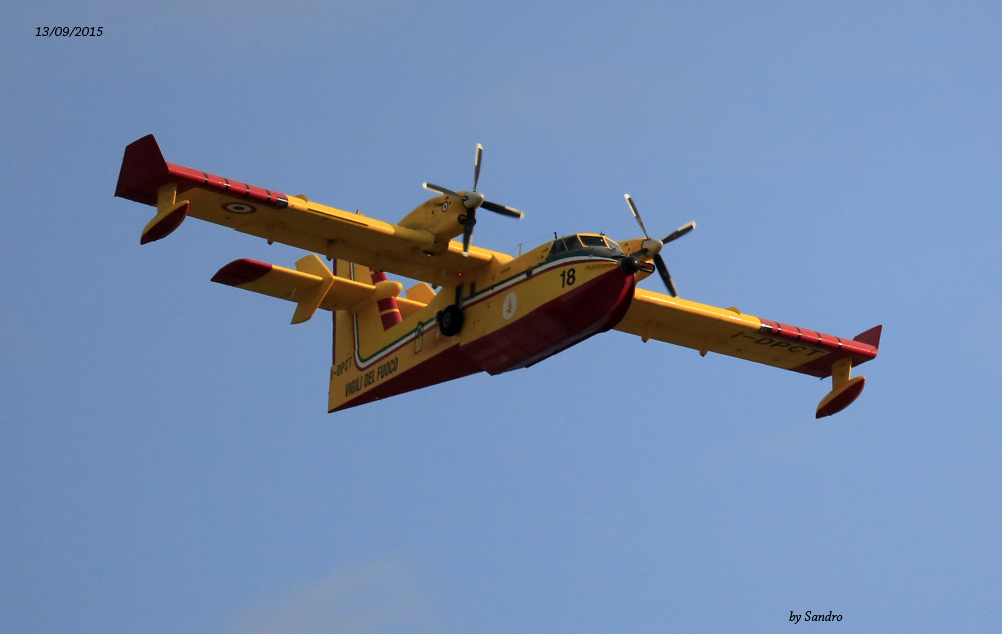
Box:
[115, 134, 168, 205]
[853, 324, 883, 348]
[211, 259, 273, 286]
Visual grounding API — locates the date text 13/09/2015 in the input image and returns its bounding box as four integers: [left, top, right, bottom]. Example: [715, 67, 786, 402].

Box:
[790, 611, 842, 624]
[36, 27, 103, 37]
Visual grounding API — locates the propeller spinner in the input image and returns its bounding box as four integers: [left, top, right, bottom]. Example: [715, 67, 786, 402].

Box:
[624, 193, 695, 297]
[423, 144, 524, 256]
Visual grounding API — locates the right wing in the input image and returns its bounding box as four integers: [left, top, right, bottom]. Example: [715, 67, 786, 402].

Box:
[616, 288, 881, 417]
[210, 255, 428, 324]
[114, 135, 501, 286]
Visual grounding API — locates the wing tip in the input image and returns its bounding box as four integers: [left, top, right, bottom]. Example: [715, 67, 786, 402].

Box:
[853, 324, 883, 349]
[115, 134, 168, 206]
[211, 259, 273, 287]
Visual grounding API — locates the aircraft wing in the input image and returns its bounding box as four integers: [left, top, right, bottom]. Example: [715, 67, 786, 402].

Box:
[114, 135, 496, 286]
[616, 288, 881, 417]
[210, 254, 428, 324]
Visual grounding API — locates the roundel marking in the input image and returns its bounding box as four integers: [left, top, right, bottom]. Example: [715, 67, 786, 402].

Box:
[442, 200, 450, 212]
[223, 202, 256, 214]
[502, 291, 518, 320]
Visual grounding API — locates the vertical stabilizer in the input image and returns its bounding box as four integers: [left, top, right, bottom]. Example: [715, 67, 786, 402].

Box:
[328, 260, 406, 412]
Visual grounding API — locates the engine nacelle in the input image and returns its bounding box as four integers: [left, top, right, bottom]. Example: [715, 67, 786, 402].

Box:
[397, 194, 468, 252]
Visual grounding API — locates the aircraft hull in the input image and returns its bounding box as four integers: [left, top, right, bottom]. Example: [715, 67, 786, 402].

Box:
[332, 259, 635, 411]
[461, 261, 636, 374]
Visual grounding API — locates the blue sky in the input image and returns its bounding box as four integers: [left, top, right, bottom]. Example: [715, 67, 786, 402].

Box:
[3, 2, 1001, 632]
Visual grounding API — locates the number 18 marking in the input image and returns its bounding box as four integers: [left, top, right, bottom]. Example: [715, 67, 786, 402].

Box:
[560, 268, 576, 287]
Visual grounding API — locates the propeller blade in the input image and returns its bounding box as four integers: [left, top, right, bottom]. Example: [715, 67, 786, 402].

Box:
[662, 221, 696, 244]
[653, 254, 678, 297]
[473, 143, 483, 192]
[624, 194, 651, 239]
[423, 182, 463, 198]
[461, 209, 477, 256]
[622, 194, 692, 296]
[424, 145, 525, 255]
[481, 200, 524, 219]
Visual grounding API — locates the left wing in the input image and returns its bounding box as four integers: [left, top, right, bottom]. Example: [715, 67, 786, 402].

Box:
[616, 288, 881, 417]
[115, 135, 500, 286]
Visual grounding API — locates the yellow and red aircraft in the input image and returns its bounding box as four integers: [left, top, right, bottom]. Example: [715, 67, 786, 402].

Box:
[116, 135, 880, 418]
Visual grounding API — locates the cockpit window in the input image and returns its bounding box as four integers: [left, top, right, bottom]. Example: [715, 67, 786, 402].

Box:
[562, 235, 582, 251]
[548, 234, 621, 259]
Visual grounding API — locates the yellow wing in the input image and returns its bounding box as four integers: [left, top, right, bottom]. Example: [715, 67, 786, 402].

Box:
[114, 135, 500, 286]
[616, 288, 881, 417]
[210, 255, 428, 324]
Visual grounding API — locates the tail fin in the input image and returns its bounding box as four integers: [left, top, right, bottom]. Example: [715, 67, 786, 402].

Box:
[332, 259, 357, 375]
[329, 260, 407, 412]
[334, 261, 403, 357]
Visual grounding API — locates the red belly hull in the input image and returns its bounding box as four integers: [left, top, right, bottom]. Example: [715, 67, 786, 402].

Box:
[461, 266, 636, 374]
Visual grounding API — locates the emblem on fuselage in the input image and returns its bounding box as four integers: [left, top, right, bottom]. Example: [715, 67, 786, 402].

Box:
[502, 291, 517, 320]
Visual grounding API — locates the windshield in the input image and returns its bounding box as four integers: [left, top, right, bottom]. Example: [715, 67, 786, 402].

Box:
[547, 234, 621, 259]
[581, 235, 622, 252]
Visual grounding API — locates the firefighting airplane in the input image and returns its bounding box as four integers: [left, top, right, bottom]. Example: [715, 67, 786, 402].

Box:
[115, 135, 880, 417]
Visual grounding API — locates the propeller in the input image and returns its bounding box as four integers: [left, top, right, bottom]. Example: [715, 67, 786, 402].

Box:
[423, 144, 524, 256]
[624, 193, 695, 297]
